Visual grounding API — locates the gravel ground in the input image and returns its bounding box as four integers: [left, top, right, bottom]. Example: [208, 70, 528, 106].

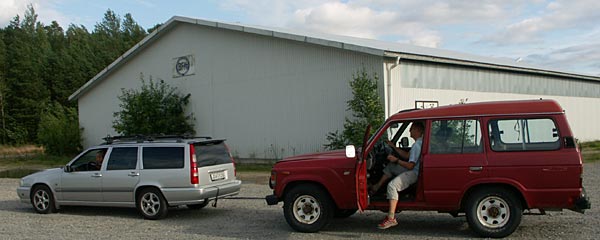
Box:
[0, 163, 598, 240]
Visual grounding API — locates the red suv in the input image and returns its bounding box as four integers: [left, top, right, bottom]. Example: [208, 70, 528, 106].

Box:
[266, 99, 590, 238]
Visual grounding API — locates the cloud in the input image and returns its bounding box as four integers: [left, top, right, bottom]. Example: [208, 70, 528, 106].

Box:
[0, 0, 72, 28]
[218, 0, 532, 48]
[524, 43, 600, 75]
[484, 0, 600, 44]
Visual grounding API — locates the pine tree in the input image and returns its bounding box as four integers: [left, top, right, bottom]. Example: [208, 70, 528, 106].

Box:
[122, 13, 147, 47]
[4, 5, 51, 142]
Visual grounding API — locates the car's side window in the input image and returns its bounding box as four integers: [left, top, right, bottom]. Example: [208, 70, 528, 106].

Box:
[489, 118, 560, 151]
[70, 148, 108, 172]
[142, 147, 184, 169]
[107, 147, 138, 170]
[429, 119, 482, 154]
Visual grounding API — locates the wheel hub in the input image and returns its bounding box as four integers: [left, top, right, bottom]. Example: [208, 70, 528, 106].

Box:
[477, 196, 510, 228]
[302, 203, 314, 214]
[487, 205, 501, 218]
[292, 195, 321, 224]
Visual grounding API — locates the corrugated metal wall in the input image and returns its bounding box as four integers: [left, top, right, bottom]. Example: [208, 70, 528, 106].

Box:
[386, 60, 600, 141]
[78, 23, 383, 159]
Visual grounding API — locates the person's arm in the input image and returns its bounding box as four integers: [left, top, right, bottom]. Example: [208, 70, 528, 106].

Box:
[397, 160, 415, 170]
[385, 140, 409, 159]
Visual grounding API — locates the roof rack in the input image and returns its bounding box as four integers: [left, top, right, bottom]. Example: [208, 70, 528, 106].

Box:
[102, 135, 212, 144]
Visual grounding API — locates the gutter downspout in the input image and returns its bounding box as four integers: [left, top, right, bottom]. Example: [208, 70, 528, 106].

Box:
[385, 56, 401, 117]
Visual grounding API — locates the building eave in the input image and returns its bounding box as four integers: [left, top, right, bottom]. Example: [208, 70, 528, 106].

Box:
[69, 15, 600, 101]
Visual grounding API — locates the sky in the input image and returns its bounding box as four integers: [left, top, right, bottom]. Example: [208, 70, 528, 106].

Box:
[1, 0, 599, 76]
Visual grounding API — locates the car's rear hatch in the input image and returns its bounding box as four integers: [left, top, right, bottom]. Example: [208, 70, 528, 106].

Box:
[192, 140, 238, 187]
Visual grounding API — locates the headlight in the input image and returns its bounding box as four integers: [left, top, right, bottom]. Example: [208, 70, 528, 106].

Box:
[20, 179, 25, 187]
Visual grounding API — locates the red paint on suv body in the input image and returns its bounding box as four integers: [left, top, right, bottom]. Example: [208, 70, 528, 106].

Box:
[266, 99, 590, 237]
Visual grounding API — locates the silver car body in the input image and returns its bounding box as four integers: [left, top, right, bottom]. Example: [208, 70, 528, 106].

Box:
[17, 140, 241, 210]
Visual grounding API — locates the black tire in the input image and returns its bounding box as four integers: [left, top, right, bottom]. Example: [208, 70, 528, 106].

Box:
[187, 199, 210, 210]
[334, 208, 357, 218]
[465, 187, 523, 238]
[137, 188, 168, 220]
[31, 185, 56, 214]
[283, 184, 334, 232]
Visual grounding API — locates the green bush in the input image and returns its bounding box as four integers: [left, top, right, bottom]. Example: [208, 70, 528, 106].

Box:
[324, 68, 384, 150]
[113, 76, 195, 136]
[37, 102, 82, 155]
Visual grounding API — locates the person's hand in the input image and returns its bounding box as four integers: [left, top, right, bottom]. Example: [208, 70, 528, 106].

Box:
[387, 154, 399, 163]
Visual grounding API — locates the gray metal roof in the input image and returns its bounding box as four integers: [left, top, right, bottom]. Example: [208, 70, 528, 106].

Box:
[69, 16, 600, 101]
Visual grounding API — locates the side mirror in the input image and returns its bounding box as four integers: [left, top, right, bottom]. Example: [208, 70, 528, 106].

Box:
[400, 137, 409, 148]
[64, 165, 72, 172]
[345, 145, 356, 158]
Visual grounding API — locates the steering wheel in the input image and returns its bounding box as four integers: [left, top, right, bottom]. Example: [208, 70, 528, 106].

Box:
[87, 161, 100, 171]
[367, 140, 394, 170]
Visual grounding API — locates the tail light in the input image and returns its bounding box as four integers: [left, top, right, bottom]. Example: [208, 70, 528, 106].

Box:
[190, 144, 199, 184]
[225, 144, 236, 177]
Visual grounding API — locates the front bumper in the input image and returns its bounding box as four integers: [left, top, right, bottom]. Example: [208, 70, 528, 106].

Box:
[265, 194, 279, 205]
[16, 186, 30, 203]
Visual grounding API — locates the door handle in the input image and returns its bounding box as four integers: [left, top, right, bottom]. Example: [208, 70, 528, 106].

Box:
[128, 172, 140, 177]
[92, 173, 102, 178]
[469, 166, 483, 172]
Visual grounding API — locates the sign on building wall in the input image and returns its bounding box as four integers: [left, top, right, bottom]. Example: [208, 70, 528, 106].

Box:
[172, 55, 195, 78]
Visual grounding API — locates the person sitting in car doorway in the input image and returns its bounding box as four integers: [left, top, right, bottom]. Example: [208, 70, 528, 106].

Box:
[369, 121, 424, 229]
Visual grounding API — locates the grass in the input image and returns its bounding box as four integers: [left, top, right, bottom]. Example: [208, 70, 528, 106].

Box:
[0, 154, 72, 169]
[0, 144, 43, 156]
[580, 140, 600, 163]
[235, 163, 273, 172]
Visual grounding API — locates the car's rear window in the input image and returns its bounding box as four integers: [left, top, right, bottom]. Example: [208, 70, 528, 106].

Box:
[142, 147, 184, 169]
[195, 142, 231, 167]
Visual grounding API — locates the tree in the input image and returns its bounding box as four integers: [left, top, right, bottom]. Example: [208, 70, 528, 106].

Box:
[0, 5, 149, 145]
[113, 76, 195, 136]
[3, 5, 51, 142]
[121, 13, 146, 47]
[92, 9, 124, 67]
[324, 68, 384, 150]
[0, 31, 6, 143]
[37, 102, 82, 155]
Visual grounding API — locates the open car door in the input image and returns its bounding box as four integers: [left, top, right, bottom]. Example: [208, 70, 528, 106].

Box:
[355, 125, 371, 212]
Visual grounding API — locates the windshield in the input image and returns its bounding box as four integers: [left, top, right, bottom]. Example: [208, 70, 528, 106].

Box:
[366, 121, 413, 148]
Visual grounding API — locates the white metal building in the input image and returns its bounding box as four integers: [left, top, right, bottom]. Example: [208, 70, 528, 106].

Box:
[70, 16, 600, 160]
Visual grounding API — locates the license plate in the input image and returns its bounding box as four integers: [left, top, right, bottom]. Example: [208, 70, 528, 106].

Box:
[210, 171, 226, 181]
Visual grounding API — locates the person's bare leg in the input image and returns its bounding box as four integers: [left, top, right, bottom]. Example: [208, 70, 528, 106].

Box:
[388, 199, 398, 219]
[371, 174, 389, 193]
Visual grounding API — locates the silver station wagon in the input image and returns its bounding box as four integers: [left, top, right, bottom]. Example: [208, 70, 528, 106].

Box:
[17, 136, 241, 219]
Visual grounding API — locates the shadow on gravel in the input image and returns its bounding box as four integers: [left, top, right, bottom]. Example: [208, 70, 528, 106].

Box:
[160, 205, 476, 239]
[56, 206, 141, 219]
[0, 199, 33, 213]
[167, 207, 294, 239]
[325, 212, 474, 238]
